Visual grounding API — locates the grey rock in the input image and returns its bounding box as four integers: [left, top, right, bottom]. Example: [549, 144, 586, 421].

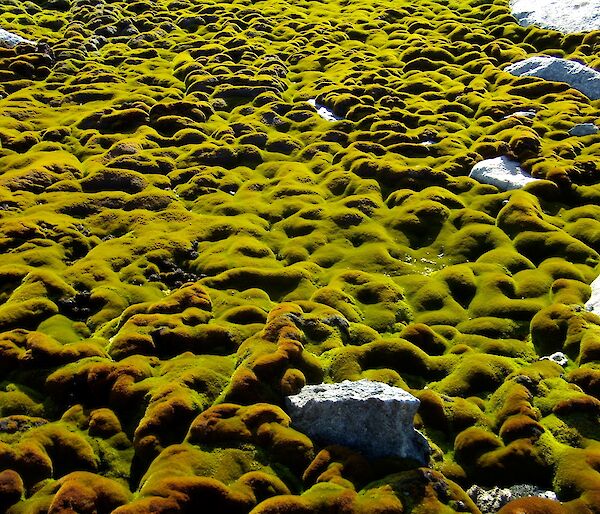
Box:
[505, 56, 600, 101]
[510, 0, 600, 34]
[0, 28, 35, 48]
[510, 484, 557, 502]
[467, 484, 558, 514]
[569, 123, 599, 137]
[586, 275, 600, 315]
[285, 379, 430, 463]
[469, 156, 538, 191]
[540, 351, 568, 366]
[467, 486, 512, 514]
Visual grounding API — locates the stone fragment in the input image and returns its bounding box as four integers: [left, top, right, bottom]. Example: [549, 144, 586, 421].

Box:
[467, 484, 558, 514]
[307, 99, 343, 121]
[503, 110, 536, 119]
[569, 123, 599, 137]
[284, 379, 430, 463]
[585, 275, 600, 315]
[540, 352, 568, 367]
[505, 56, 600, 100]
[469, 156, 538, 191]
[510, 0, 600, 34]
[0, 28, 35, 48]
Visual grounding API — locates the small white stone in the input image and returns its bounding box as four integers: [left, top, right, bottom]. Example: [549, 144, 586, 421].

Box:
[0, 28, 35, 48]
[569, 123, 599, 137]
[510, 0, 600, 34]
[503, 110, 536, 119]
[505, 56, 600, 101]
[467, 486, 512, 514]
[307, 98, 343, 121]
[469, 156, 538, 191]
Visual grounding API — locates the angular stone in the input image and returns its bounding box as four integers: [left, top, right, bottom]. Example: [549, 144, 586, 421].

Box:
[469, 156, 538, 191]
[505, 56, 600, 101]
[569, 123, 599, 137]
[284, 379, 430, 463]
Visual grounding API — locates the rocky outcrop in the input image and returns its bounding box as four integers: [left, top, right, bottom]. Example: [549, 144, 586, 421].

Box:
[510, 0, 600, 34]
[505, 56, 600, 100]
[469, 156, 538, 191]
[285, 379, 430, 463]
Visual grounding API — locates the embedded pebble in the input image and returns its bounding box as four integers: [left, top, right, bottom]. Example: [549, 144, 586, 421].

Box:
[504, 110, 536, 119]
[540, 352, 569, 366]
[469, 156, 538, 191]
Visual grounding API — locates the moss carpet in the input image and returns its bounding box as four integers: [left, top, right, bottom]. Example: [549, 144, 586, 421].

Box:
[0, 0, 599, 512]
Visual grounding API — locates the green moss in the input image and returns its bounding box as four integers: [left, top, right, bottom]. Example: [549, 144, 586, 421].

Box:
[445, 224, 512, 262]
[0, 0, 600, 510]
[431, 353, 518, 397]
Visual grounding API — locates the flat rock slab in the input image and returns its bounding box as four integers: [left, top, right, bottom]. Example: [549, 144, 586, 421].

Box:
[285, 379, 429, 463]
[505, 56, 600, 100]
[586, 275, 600, 315]
[469, 156, 538, 191]
[0, 28, 35, 48]
[510, 0, 600, 34]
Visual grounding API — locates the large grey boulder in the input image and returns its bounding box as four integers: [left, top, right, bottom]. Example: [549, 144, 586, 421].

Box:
[585, 275, 600, 315]
[505, 56, 600, 101]
[510, 0, 600, 34]
[469, 156, 538, 191]
[284, 379, 430, 464]
[0, 28, 35, 48]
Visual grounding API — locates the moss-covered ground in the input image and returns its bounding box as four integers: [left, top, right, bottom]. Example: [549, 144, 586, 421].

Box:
[0, 0, 599, 512]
